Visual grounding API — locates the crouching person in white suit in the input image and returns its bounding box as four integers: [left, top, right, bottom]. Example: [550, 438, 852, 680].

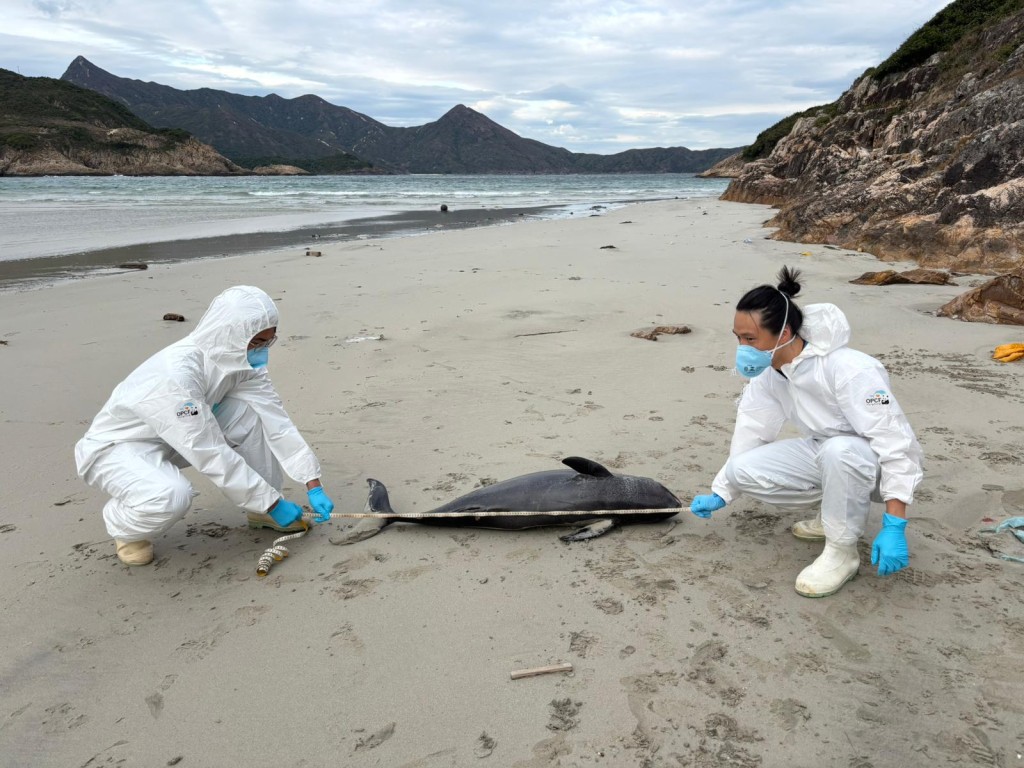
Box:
[75, 285, 336, 566]
[688, 267, 923, 597]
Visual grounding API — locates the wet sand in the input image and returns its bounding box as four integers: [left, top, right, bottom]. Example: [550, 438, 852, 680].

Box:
[1, 198, 1022, 767]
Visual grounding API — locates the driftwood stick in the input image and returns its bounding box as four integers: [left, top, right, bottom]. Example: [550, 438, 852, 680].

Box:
[510, 662, 573, 680]
[513, 330, 578, 338]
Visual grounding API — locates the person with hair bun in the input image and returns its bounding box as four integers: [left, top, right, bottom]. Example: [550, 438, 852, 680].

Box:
[688, 266, 923, 597]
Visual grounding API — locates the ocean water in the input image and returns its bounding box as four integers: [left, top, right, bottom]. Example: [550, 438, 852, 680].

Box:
[0, 174, 728, 263]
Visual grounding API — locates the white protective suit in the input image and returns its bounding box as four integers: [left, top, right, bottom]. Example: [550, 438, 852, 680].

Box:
[75, 286, 321, 541]
[711, 303, 923, 545]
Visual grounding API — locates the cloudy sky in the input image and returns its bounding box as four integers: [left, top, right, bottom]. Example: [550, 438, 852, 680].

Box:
[5, 0, 952, 153]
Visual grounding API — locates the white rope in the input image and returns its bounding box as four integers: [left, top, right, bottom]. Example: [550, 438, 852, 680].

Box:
[255, 522, 310, 577]
[255, 507, 683, 577]
[301, 507, 683, 520]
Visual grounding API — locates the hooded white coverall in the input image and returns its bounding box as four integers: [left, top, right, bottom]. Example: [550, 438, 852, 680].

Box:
[711, 303, 923, 545]
[75, 286, 321, 542]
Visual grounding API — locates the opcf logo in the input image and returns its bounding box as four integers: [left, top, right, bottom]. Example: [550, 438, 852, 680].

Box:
[176, 401, 200, 418]
[865, 390, 890, 405]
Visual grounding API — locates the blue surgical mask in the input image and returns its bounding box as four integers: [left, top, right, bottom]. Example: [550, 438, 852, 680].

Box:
[247, 347, 269, 368]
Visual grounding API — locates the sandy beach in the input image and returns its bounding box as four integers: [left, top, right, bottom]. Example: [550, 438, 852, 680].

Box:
[1, 198, 1022, 767]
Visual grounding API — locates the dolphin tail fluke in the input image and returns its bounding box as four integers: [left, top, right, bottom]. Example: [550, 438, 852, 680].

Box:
[559, 518, 617, 542]
[327, 478, 393, 546]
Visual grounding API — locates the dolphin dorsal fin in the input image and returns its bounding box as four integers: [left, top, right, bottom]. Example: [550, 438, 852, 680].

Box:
[562, 457, 613, 477]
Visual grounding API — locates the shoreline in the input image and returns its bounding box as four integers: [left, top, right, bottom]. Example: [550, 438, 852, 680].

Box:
[0, 203, 562, 291]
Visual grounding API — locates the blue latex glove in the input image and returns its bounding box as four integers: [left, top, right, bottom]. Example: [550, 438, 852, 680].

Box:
[690, 493, 726, 519]
[871, 513, 909, 575]
[268, 499, 304, 528]
[307, 486, 334, 523]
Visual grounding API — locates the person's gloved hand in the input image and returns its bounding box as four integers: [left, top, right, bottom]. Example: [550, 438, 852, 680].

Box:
[871, 513, 909, 575]
[307, 486, 334, 523]
[268, 499, 304, 528]
[690, 493, 726, 519]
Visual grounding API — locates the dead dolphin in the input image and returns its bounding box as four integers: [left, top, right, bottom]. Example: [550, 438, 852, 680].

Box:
[332, 456, 682, 545]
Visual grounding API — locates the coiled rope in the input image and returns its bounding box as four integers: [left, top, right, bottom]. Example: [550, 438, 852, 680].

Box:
[254, 507, 682, 577]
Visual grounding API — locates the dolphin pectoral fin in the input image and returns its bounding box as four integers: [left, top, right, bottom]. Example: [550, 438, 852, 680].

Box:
[560, 518, 617, 542]
[562, 457, 613, 478]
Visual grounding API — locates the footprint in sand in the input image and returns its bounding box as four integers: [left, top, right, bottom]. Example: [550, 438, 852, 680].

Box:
[568, 630, 598, 658]
[353, 722, 396, 752]
[547, 699, 582, 732]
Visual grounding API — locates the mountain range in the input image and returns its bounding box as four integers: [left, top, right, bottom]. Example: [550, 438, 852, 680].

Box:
[60, 56, 739, 174]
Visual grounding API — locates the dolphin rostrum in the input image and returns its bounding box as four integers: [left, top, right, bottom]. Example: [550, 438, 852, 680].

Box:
[331, 456, 683, 544]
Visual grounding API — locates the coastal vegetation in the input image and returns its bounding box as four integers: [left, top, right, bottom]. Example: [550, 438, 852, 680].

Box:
[740, 102, 837, 161]
[0, 69, 190, 152]
[872, 0, 1024, 78]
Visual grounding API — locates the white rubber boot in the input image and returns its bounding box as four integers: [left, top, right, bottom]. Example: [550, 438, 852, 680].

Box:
[246, 512, 307, 533]
[791, 514, 826, 541]
[794, 542, 859, 598]
[115, 539, 154, 566]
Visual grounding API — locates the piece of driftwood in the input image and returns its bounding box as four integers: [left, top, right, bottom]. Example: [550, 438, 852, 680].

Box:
[630, 324, 692, 341]
[118, 262, 148, 270]
[510, 662, 573, 680]
[306, 250, 322, 257]
[163, 313, 186, 322]
[513, 330, 577, 338]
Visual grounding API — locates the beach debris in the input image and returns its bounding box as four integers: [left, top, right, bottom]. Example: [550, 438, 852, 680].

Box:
[440, 204, 449, 212]
[0, 340, 7, 346]
[162, 313, 186, 322]
[306, 250, 322, 257]
[510, 662, 573, 680]
[978, 516, 1024, 563]
[118, 262, 148, 270]
[620, 220, 633, 224]
[938, 266, 1024, 325]
[992, 343, 1024, 362]
[474, 733, 496, 758]
[850, 268, 952, 286]
[514, 329, 577, 338]
[343, 334, 384, 343]
[630, 324, 692, 341]
[600, 244, 617, 249]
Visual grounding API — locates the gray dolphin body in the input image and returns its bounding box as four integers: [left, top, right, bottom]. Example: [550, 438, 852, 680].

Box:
[340, 457, 682, 544]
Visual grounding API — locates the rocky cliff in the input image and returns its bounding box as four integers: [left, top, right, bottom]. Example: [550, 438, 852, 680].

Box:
[722, 6, 1024, 273]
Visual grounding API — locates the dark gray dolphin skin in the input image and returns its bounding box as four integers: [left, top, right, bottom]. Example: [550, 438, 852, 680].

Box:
[343, 456, 682, 544]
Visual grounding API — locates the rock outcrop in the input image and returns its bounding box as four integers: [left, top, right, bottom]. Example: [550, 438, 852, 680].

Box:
[850, 269, 954, 286]
[698, 152, 747, 178]
[938, 267, 1024, 325]
[723, 9, 1024, 274]
[1, 130, 243, 176]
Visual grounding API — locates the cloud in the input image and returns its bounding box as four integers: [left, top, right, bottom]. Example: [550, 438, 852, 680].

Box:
[3, 0, 954, 152]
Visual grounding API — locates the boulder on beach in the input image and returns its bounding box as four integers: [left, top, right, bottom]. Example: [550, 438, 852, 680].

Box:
[938, 267, 1024, 325]
[850, 268, 953, 286]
